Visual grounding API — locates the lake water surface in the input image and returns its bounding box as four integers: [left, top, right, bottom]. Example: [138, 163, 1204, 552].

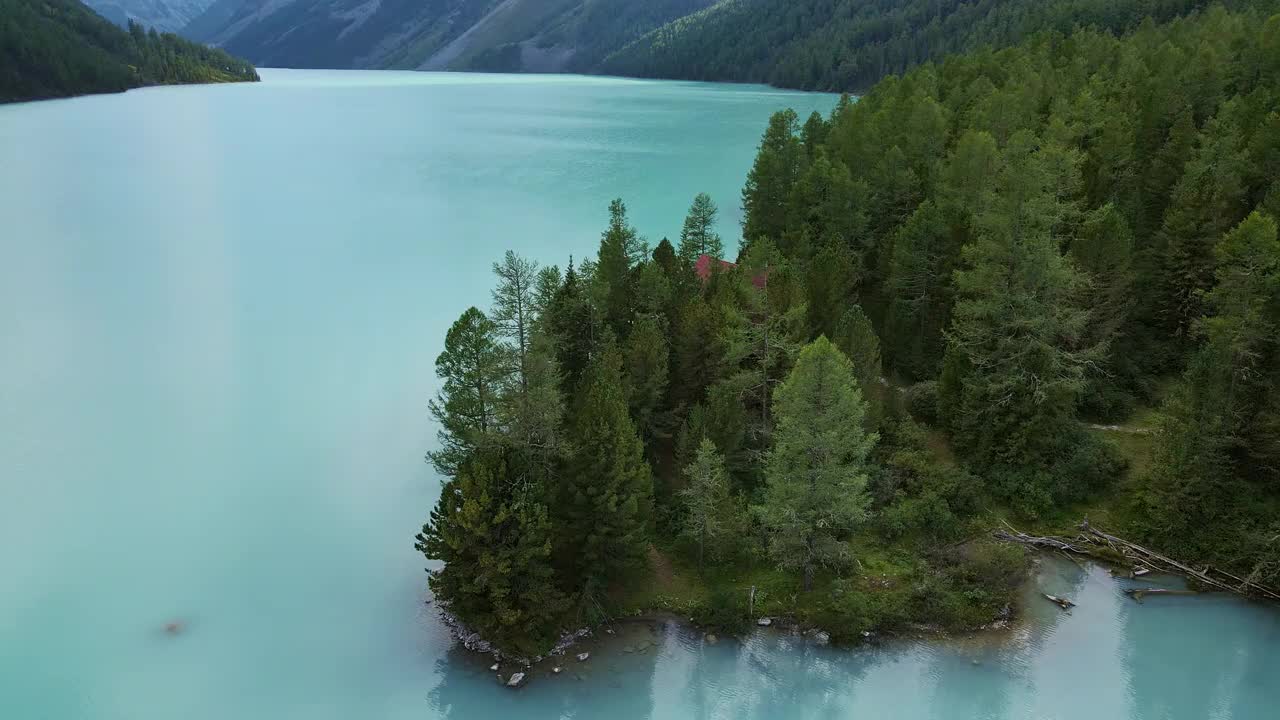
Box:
[1, 70, 1277, 720]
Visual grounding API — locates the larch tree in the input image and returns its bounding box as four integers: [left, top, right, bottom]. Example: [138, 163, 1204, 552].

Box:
[759, 337, 876, 591]
[427, 307, 505, 477]
[491, 250, 539, 393]
[679, 439, 731, 572]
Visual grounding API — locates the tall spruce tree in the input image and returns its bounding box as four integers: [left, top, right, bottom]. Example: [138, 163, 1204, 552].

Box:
[759, 337, 876, 591]
[548, 259, 602, 397]
[939, 132, 1100, 510]
[427, 308, 505, 477]
[560, 344, 654, 597]
[743, 109, 804, 245]
[1139, 212, 1280, 564]
[596, 199, 646, 338]
[678, 193, 724, 262]
[623, 312, 671, 448]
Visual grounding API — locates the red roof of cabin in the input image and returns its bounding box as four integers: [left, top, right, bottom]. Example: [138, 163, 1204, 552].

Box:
[695, 254, 768, 289]
[694, 254, 737, 281]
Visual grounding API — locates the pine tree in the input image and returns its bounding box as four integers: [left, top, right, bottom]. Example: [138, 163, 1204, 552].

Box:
[560, 345, 654, 596]
[548, 260, 601, 397]
[831, 305, 883, 431]
[677, 193, 723, 262]
[531, 265, 562, 324]
[499, 330, 566, 486]
[743, 109, 804, 245]
[759, 337, 876, 591]
[804, 241, 860, 340]
[415, 448, 565, 657]
[427, 308, 505, 477]
[939, 132, 1100, 509]
[679, 439, 731, 571]
[672, 295, 727, 409]
[623, 312, 671, 448]
[596, 199, 646, 338]
[724, 238, 806, 446]
[884, 200, 955, 379]
[1156, 105, 1251, 341]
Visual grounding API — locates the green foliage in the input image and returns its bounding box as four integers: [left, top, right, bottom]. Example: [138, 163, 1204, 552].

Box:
[1, 0, 258, 103]
[560, 344, 654, 594]
[759, 337, 877, 590]
[602, 0, 1253, 92]
[418, 4, 1280, 652]
[623, 312, 671, 447]
[743, 110, 805, 246]
[1137, 212, 1280, 571]
[872, 419, 978, 541]
[690, 585, 751, 634]
[596, 199, 647, 338]
[941, 131, 1101, 511]
[427, 308, 505, 477]
[415, 448, 566, 657]
[678, 439, 735, 570]
[677, 192, 724, 262]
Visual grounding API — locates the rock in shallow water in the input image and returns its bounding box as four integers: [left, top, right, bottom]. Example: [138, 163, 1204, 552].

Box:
[757, 618, 772, 627]
[506, 672, 526, 688]
[576, 652, 590, 661]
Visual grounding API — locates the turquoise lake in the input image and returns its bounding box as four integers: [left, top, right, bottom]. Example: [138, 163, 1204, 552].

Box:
[1, 69, 1278, 719]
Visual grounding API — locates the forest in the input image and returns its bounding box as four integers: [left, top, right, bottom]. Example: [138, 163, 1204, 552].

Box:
[418, 2, 1280, 657]
[0, 0, 258, 104]
[602, 0, 1278, 92]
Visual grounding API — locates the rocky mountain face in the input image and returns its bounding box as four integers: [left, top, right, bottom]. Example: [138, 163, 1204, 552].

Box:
[84, 0, 214, 32]
[180, 0, 714, 72]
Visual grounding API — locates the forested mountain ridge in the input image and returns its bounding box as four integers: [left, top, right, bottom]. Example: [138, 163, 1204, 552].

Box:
[602, 0, 1278, 91]
[417, 3, 1280, 656]
[182, 0, 714, 72]
[1, 0, 259, 104]
[83, 0, 213, 33]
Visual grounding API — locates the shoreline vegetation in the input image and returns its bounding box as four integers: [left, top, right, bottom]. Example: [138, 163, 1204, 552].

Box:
[416, 0, 1280, 676]
[1, 0, 259, 104]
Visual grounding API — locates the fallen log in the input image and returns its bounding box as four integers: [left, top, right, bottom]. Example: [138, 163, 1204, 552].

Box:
[993, 519, 1280, 603]
[1123, 588, 1200, 603]
[1042, 593, 1075, 610]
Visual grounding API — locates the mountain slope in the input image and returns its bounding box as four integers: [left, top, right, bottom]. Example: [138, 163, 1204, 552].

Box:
[83, 0, 213, 32]
[601, 0, 1272, 91]
[183, 0, 713, 71]
[0, 0, 258, 103]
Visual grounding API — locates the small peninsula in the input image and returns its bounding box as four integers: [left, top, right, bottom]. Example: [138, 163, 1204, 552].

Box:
[416, 3, 1280, 665]
[0, 0, 258, 104]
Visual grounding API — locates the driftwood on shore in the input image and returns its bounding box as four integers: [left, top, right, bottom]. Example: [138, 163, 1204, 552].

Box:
[994, 519, 1280, 603]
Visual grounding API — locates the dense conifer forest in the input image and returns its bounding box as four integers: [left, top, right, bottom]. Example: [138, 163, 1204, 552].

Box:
[603, 0, 1277, 92]
[0, 0, 258, 104]
[419, 2, 1280, 656]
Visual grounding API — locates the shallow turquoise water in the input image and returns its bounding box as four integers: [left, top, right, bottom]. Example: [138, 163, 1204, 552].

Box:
[1, 70, 1277, 719]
